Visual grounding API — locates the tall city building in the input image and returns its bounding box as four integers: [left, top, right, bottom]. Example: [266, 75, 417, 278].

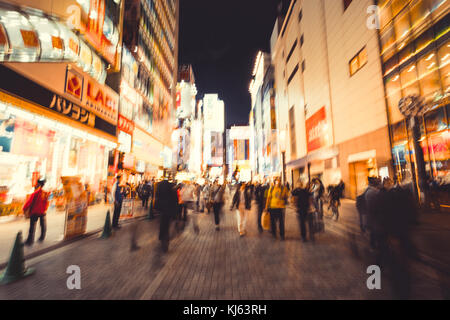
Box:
[272, 0, 393, 198]
[250, 51, 273, 179]
[272, 0, 448, 206]
[226, 125, 254, 182]
[249, 51, 280, 180]
[0, 0, 123, 210]
[122, 0, 179, 176]
[173, 64, 197, 172]
[376, 0, 449, 207]
[202, 93, 225, 179]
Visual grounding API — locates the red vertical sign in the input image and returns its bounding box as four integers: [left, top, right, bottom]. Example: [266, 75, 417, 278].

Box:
[305, 107, 327, 153]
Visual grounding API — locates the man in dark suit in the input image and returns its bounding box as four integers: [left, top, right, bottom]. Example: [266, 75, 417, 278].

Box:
[153, 176, 178, 252]
[255, 181, 269, 233]
[112, 175, 124, 229]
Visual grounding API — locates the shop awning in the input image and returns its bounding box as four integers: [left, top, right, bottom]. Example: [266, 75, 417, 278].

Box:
[348, 150, 377, 164]
[287, 146, 339, 169]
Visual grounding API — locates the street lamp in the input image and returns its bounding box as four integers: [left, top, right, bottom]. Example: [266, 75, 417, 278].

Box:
[279, 128, 287, 186]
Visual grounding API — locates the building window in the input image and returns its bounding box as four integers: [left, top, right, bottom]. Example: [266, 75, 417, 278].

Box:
[391, 0, 409, 17]
[400, 62, 420, 96]
[281, 0, 297, 37]
[286, 39, 298, 63]
[289, 107, 297, 158]
[300, 34, 304, 47]
[343, 0, 352, 11]
[417, 51, 442, 102]
[349, 47, 368, 76]
[385, 72, 402, 118]
[288, 64, 299, 85]
[298, 9, 303, 22]
[393, 10, 411, 44]
[438, 39, 450, 95]
[301, 60, 305, 73]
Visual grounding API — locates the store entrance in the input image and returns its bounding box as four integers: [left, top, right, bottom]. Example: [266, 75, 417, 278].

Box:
[349, 158, 378, 199]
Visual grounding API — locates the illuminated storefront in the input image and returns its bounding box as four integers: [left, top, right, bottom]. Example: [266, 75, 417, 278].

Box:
[0, 0, 127, 215]
[0, 61, 117, 214]
[378, 0, 449, 207]
[0, 92, 115, 215]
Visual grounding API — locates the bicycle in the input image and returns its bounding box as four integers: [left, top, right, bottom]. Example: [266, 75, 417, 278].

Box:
[328, 198, 340, 221]
[324, 187, 340, 221]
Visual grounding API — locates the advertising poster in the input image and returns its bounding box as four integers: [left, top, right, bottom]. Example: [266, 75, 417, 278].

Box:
[120, 198, 134, 218]
[61, 176, 88, 239]
[11, 118, 55, 158]
[135, 101, 153, 134]
[305, 106, 328, 153]
[0, 112, 15, 153]
[211, 132, 223, 166]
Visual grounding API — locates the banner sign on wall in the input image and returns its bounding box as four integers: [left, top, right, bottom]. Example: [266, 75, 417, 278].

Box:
[62, 176, 88, 239]
[118, 114, 134, 135]
[210, 131, 223, 166]
[306, 106, 328, 153]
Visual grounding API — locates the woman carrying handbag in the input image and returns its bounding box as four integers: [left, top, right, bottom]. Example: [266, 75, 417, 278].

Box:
[231, 183, 252, 237]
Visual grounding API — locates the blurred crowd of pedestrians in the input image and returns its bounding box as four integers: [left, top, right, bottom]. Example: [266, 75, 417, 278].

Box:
[105, 171, 420, 298]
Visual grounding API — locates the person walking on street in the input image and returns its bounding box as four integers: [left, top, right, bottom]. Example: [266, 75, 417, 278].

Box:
[328, 185, 341, 221]
[337, 180, 345, 199]
[112, 175, 124, 229]
[148, 178, 155, 219]
[291, 180, 313, 242]
[103, 181, 109, 204]
[194, 183, 201, 212]
[255, 181, 269, 233]
[312, 178, 325, 219]
[231, 183, 252, 237]
[202, 183, 211, 214]
[363, 177, 382, 251]
[180, 181, 195, 222]
[372, 176, 417, 299]
[265, 177, 289, 240]
[141, 180, 151, 209]
[211, 180, 225, 231]
[23, 179, 49, 246]
[154, 177, 178, 252]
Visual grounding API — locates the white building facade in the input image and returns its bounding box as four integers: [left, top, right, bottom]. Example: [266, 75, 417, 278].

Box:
[272, 0, 392, 198]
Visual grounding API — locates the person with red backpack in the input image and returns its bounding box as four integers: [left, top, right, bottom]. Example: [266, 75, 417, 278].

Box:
[23, 179, 49, 246]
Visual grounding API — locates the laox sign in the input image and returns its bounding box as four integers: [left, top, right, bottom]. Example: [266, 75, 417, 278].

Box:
[86, 81, 117, 115]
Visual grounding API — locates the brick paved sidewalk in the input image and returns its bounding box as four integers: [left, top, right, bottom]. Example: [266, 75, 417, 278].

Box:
[0, 200, 147, 266]
[323, 199, 450, 272]
[0, 203, 445, 300]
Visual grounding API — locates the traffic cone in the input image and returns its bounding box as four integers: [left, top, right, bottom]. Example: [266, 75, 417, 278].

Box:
[101, 210, 112, 239]
[0, 231, 35, 285]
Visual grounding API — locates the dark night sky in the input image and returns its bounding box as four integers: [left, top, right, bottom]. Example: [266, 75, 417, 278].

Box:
[178, 0, 287, 128]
